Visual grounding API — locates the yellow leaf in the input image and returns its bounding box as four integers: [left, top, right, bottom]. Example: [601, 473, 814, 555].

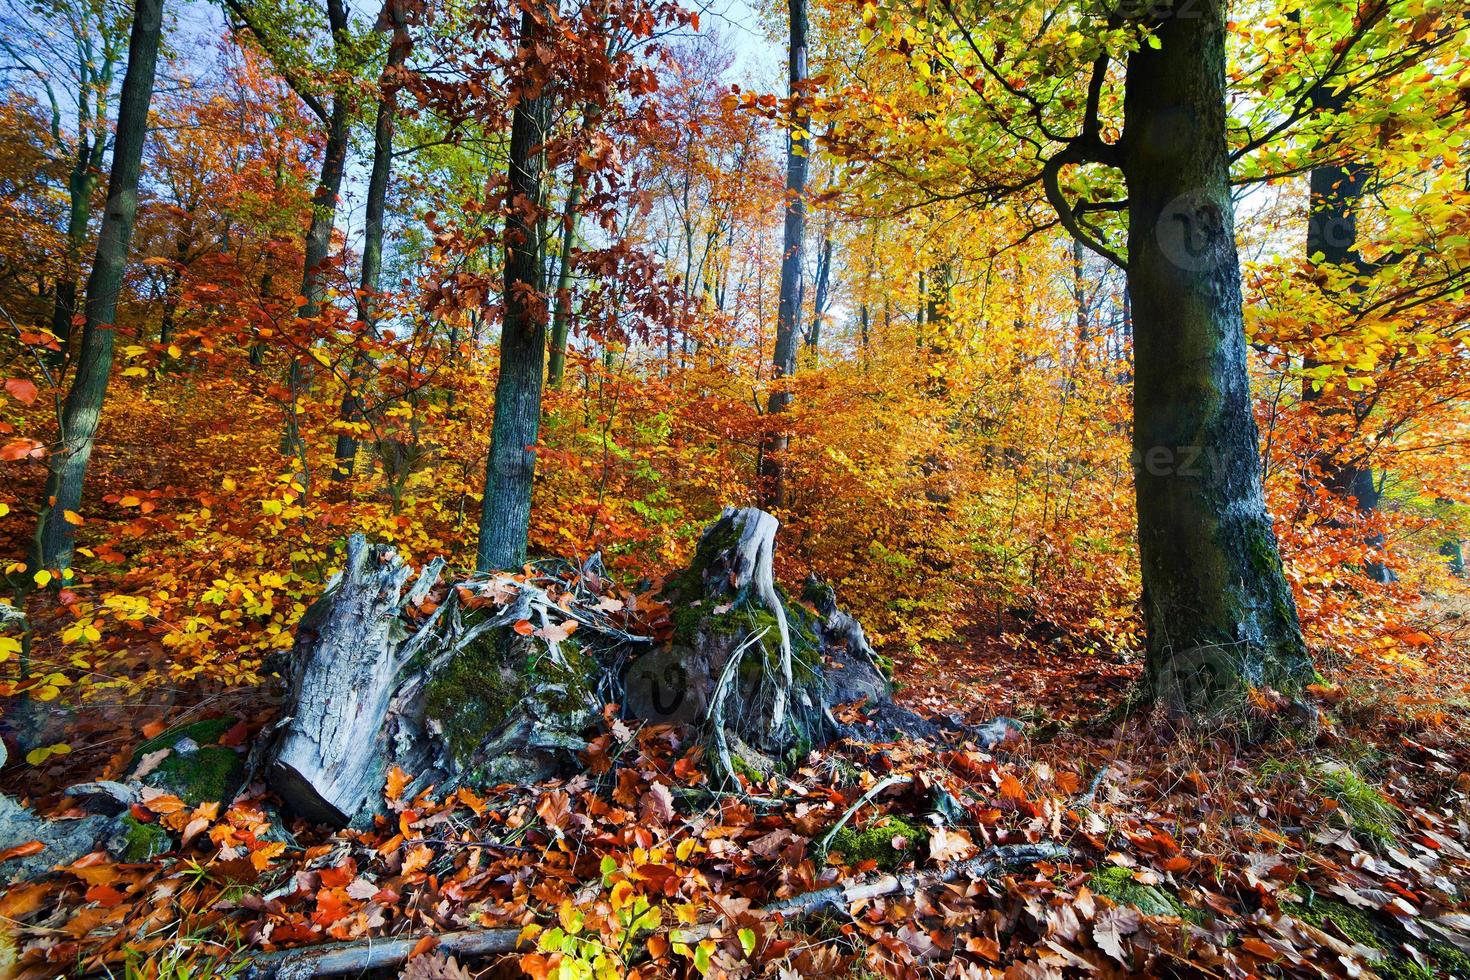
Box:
[167, 344, 182, 359]
[63, 510, 83, 526]
[25, 743, 70, 766]
[33, 570, 51, 587]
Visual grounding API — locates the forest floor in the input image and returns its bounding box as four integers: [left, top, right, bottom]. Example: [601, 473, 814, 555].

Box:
[5, 613, 1470, 979]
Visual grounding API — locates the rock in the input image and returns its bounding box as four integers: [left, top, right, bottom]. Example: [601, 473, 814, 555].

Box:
[64, 781, 140, 815]
[127, 718, 246, 806]
[0, 794, 118, 884]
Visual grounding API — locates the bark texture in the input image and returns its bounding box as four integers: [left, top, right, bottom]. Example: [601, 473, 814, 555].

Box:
[332, 0, 412, 477]
[547, 174, 583, 387]
[36, 0, 164, 571]
[268, 536, 430, 825]
[1121, 0, 1313, 713]
[478, 7, 551, 571]
[757, 0, 809, 509]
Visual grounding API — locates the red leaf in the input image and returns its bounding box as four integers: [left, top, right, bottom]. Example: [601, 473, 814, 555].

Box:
[0, 438, 44, 461]
[4, 378, 38, 406]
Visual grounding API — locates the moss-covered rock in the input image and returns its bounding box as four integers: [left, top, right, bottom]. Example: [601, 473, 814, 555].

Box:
[130, 717, 234, 768]
[119, 814, 171, 861]
[154, 747, 246, 806]
[825, 815, 922, 871]
[424, 623, 600, 774]
[129, 717, 245, 805]
[1090, 865, 1202, 922]
[424, 628, 529, 765]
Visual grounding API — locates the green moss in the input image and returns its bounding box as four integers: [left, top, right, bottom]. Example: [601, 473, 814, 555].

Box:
[152, 747, 245, 805]
[670, 600, 707, 648]
[826, 815, 921, 872]
[425, 625, 598, 766]
[1267, 759, 1400, 848]
[121, 814, 171, 861]
[800, 577, 837, 609]
[530, 638, 597, 716]
[1283, 895, 1434, 980]
[130, 717, 234, 768]
[1090, 865, 1203, 923]
[729, 753, 764, 784]
[424, 628, 528, 765]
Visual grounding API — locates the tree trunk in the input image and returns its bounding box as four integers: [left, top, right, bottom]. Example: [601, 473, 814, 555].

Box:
[48, 143, 102, 365]
[1301, 83, 1392, 583]
[282, 94, 349, 476]
[332, 0, 411, 479]
[757, 0, 809, 510]
[158, 233, 189, 344]
[35, 0, 164, 572]
[547, 174, 583, 387]
[806, 234, 832, 354]
[1121, 0, 1313, 714]
[477, 8, 551, 572]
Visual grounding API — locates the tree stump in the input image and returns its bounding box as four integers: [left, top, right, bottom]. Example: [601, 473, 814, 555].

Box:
[262, 508, 931, 825]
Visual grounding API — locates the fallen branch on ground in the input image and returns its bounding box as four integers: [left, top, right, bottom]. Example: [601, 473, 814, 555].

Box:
[243, 841, 1073, 978]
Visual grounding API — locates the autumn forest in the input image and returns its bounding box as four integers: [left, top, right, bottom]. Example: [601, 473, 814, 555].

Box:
[1, 0, 1470, 974]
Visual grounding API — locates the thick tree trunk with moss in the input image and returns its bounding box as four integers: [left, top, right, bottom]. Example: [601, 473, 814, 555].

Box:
[1121, 0, 1314, 714]
[262, 510, 949, 826]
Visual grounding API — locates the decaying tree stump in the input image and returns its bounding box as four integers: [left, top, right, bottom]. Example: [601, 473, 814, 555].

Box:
[263, 508, 939, 825]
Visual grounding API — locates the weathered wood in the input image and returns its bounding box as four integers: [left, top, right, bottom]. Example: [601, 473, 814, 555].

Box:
[244, 842, 1071, 978]
[267, 536, 428, 825]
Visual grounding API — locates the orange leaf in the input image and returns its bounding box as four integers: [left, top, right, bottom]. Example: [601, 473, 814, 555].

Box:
[0, 840, 45, 863]
[385, 765, 411, 803]
[402, 843, 434, 876]
[85, 883, 127, 908]
[0, 438, 44, 461]
[408, 935, 440, 961]
[4, 378, 37, 406]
